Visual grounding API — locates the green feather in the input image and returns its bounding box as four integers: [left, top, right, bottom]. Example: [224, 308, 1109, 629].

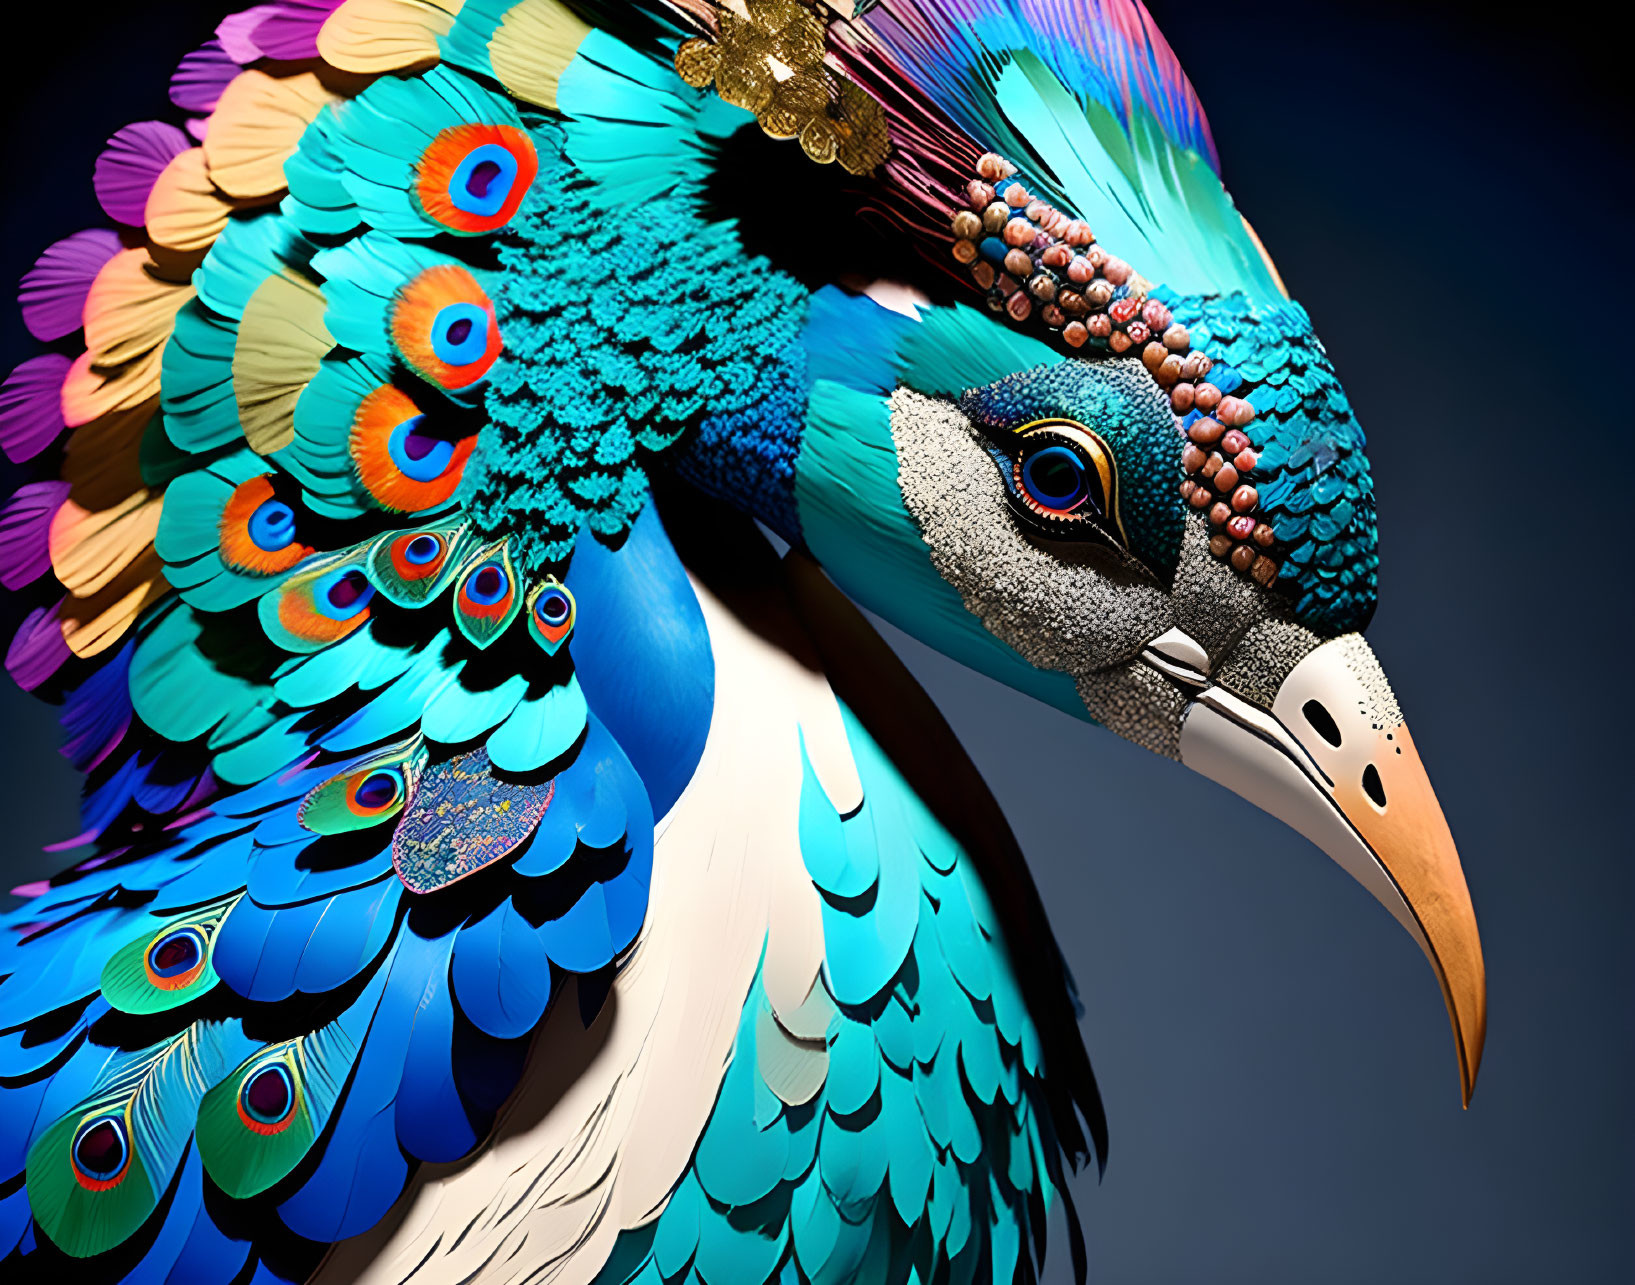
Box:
[26, 1021, 253, 1258]
[297, 735, 427, 835]
[196, 974, 382, 1199]
[367, 518, 480, 607]
[99, 897, 237, 1016]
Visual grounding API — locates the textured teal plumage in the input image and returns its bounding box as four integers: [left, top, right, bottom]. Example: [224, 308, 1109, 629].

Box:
[595, 706, 1069, 1285]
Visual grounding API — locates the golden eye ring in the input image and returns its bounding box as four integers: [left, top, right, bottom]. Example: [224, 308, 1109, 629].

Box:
[1010, 418, 1127, 546]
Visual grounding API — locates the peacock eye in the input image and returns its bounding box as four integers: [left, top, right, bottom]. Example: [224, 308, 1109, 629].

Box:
[1002, 419, 1126, 545]
[1020, 445, 1092, 513]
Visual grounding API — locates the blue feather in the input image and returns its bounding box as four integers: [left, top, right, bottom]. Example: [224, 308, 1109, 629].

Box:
[451, 897, 552, 1040]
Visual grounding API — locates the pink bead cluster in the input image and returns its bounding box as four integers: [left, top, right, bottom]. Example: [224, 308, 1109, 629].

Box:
[949, 152, 1279, 587]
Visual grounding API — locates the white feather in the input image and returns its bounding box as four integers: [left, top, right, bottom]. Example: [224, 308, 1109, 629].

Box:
[314, 572, 852, 1285]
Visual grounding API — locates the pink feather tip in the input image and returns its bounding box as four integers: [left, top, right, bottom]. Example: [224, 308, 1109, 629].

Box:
[170, 38, 239, 114]
[5, 602, 70, 692]
[217, 0, 345, 62]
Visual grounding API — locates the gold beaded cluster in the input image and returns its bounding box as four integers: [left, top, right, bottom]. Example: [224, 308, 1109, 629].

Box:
[950, 152, 1279, 587]
[674, 0, 890, 174]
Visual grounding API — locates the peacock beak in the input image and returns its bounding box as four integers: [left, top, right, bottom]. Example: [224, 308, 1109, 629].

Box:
[1156, 632, 1486, 1106]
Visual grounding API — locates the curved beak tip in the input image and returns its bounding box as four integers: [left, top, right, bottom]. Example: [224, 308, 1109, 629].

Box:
[1173, 634, 1487, 1111]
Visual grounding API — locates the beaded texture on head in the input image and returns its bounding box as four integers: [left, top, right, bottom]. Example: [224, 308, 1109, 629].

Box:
[950, 152, 1280, 590]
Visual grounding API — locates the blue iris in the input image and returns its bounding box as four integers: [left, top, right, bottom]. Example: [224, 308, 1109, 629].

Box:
[464, 562, 509, 606]
[354, 769, 402, 810]
[316, 568, 375, 620]
[247, 498, 296, 551]
[240, 1063, 295, 1126]
[72, 1117, 128, 1182]
[535, 590, 570, 627]
[430, 302, 491, 367]
[387, 415, 456, 483]
[1021, 445, 1090, 511]
[147, 927, 204, 978]
[449, 143, 519, 218]
[403, 533, 441, 565]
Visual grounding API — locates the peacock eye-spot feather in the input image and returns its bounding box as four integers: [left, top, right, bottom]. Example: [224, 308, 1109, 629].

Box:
[147, 927, 203, 978]
[71, 1117, 128, 1186]
[239, 1063, 296, 1129]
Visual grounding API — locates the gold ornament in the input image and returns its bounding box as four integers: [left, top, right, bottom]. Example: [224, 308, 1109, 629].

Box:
[672, 0, 891, 174]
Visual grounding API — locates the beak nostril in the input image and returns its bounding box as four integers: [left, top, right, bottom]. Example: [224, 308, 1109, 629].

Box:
[1302, 699, 1343, 748]
[1362, 763, 1387, 810]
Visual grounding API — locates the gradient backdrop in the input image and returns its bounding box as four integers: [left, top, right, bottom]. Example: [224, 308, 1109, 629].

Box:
[1, 3, 1627, 1282]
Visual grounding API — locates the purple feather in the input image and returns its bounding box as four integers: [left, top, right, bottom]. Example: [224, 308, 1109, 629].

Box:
[215, 6, 284, 63]
[0, 481, 69, 590]
[18, 228, 121, 342]
[170, 38, 239, 115]
[94, 120, 191, 226]
[0, 354, 71, 463]
[6, 602, 70, 692]
[252, 0, 347, 60]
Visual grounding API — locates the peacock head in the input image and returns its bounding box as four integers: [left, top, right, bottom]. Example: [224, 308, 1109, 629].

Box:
[634, 4, 1487, 1106]
[462, 0, 1483, 1104]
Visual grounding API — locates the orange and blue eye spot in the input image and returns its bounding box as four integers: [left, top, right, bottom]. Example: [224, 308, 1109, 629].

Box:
[430, 302, 492, 368]
[247, 498, 296, 550]
[351, 385, 473, 512]
[450, 143, 520, 219]
[460, 560, 512, 618]
[220, 474, 312, 575]
[387, 415, 456, 483]
[535, 588, 570, 629]
[528, 578, 576, 653]
[347, 767, 404, 816]
[388, 265, 501, 392]
[144, 926, 208, 990]
[237, 1062, 298, 1135]
[389, 530, 446, 582]
[71, 1116, 130, 1191]
[316, 568, 375, 621]
[415, 124, 537, 235]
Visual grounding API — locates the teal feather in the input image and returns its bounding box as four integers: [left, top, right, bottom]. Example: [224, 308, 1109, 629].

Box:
[485, 678, 588, 770]
[129, 598, 278, 748]
[420, 669, 528, 743]
[593, 701, 1062, 1285]
[555, 29, 750, 208]
[275, 355, 391, 517]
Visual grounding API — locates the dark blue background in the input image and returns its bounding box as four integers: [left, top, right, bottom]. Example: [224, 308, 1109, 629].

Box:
[1, 4, 1627, 1282]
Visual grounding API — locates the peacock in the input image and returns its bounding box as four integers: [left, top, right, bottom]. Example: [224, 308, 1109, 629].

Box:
[0, 1, 1487, 1281]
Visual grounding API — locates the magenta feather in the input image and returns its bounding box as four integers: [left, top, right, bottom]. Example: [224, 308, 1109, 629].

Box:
[217, 1, 345, 62]
[0, 481, 70, 590]
[18, 228, 121, 342]
[0, 354, 71, 463]
[94, 120, 191, 226]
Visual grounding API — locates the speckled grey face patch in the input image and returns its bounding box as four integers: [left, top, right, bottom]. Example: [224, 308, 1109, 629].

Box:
[890, 386, 1333, 755]
[890, 385, 1173, 679]
[1213, 615, 1326, 710]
